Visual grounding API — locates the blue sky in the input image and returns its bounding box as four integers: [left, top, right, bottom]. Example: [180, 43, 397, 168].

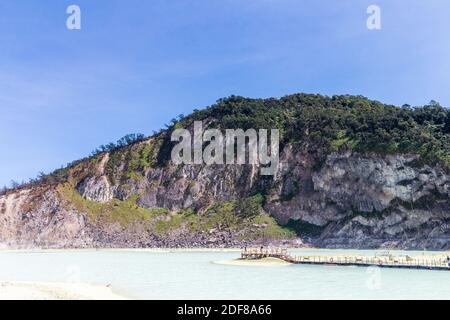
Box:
[1, 0, 450, 186]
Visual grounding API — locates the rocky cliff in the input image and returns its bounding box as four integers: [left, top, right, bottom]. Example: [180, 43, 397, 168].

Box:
[1, 94, 450, 249]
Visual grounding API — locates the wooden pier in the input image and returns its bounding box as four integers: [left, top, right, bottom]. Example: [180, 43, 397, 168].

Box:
[241, 247, 450, 271]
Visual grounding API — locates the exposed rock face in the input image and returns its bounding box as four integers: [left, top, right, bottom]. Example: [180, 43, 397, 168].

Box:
[134, 164, 260, 212]
[77, 176, 115, 203]
[1, 145, 449, 249]
[266, 150, 450, 249]
[0, 188, 92, 248]
[76, 153, 115, 203]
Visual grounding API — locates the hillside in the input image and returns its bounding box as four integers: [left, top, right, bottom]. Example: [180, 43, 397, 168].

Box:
[1, 93, 450, 249]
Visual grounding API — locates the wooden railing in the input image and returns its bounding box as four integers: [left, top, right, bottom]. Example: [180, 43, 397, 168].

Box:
[241, 247, 450, 270]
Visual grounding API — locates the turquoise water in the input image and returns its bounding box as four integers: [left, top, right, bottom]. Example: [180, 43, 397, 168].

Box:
[0, 249, 449, 299]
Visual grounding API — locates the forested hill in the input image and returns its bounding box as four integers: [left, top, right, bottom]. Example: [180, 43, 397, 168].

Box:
[1, 93, 449, 249]
[4, 93, 450, 191]
[179, 94, 450, 166]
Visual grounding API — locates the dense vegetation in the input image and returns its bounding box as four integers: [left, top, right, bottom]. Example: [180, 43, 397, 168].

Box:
[177, 94, 450, 168]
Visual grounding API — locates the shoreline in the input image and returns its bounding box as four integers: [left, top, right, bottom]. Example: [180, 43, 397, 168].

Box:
[0, 281, 127, 300]
[0, 247, 448, 255]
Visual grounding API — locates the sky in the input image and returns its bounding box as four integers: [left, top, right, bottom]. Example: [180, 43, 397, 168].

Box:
[0, 0, 450, 186]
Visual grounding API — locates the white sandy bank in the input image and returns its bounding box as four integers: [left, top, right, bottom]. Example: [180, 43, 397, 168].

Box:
[213, 257, 292, 267]
[0, 282, 127, 300]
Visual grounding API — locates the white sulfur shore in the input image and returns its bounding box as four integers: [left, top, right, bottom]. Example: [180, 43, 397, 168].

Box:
[213, 257, 292, 266]
[0, 282, 127, 300]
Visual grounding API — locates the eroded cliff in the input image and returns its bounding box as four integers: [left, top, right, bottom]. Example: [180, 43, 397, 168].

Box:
[1, 94, 449, 249]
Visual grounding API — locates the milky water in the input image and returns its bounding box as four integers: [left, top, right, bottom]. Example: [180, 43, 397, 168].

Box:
[0, 249, 449, 299]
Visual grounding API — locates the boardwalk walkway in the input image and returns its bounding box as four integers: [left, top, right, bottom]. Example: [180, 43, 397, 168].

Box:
[241, 247, 450, 271]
